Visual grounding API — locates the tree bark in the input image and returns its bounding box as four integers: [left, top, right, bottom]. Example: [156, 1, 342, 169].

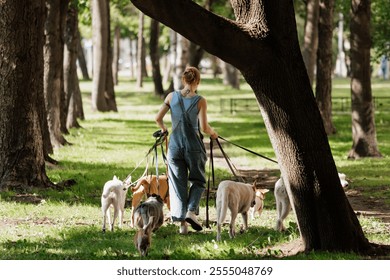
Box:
[136, 11, 145, 88]
[150, 18, 165, 97]
[130, 0, 371, 253]
[112, 25, 120, 86]
[348, 0, 381, 158]
[64, 1, 82, 130]
[315, 0, 337, 135]
[0, 0, 54, 191]
[302, 0, 319, 86]
[91, 0, 117, 112]
[78, 34, 90, 80]
[44, 0, 68, 148]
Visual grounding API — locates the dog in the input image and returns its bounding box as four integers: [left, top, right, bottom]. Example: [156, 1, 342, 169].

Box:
[130, 174, 170, 227]
[216, 180, 257, 241]
[274, 173, 349, 231]
[101, 175, 131, 232]
[249, 189, 269, 220]
[133, 194, 164, 257]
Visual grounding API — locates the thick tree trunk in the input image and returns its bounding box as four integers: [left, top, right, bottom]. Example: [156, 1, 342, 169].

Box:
[91, 0, 117, 112]
[130, 0, 372, 253]
[315, 0, 336, 135]
[348, 0, 381, 158]
[44, 0, 68, 148]
[150, 19, 164, 97]
[64, 2, 82, 130]
[302, 0, 319, 86]
[0, 0, 53, 191]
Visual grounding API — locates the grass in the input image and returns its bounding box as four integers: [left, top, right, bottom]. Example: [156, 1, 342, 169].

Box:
[0, 74, 389, 260]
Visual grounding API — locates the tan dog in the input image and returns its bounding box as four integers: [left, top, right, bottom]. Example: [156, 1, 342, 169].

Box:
[130, 174, 170, 227]
[133, 194, 164, 257]
[249, 189, 269, 220]
[216, 180, 257, 242]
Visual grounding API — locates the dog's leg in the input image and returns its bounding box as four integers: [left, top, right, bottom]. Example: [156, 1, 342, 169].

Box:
[277, 199, 291, 232]
[118, 208, 123, 228]
[111, 207, 118, 231]
[240, 212, 249, 234]
[229, 210, 238, 239]
[102, 206, 108, 232]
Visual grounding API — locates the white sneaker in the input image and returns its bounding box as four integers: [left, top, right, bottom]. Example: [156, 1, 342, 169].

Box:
[185, 211, 202, 231]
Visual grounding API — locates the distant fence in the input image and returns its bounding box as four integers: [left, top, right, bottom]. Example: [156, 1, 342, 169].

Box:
[220, 96, 390, 114]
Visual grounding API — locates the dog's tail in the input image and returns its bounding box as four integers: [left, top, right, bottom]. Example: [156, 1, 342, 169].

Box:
[216, 189, 229, 225]
[131, 178, 148, 193]
[102, 184, 117, 199]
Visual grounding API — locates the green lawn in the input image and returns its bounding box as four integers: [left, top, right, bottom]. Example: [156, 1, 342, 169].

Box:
[0, 75, 389, 260]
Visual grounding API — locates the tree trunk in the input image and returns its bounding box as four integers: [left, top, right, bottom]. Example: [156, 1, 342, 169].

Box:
[130, 0, 372, 253]
[59, 0, 70, 135]
[78, 34, 90, 80]
[189, 42, 204, 68]
[348, 0, 381, 158]
[136, 11, 145, 88]
[112, 25, 120, 86]
[91, 0, 117, 112]
[0, 0, 54, 191]
[302, 0, 319, 86]
[222, 61, 240, 89]
[64, 1, 82, 130]
[150, 18, 165, 97]
[315, 0, 337, 135]
[44, 0, 68, 148]
[104, 0, 117, 112]
[174, 33, 190, 90]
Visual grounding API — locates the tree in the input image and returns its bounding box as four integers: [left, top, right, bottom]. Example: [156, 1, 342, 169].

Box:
[315, 0, 336, 135]
[44, 0, 69, 148]
[64, 1, 84, 129]
[136, 11, 145, 88]
[150, 18, 165, 96]
[348, 0, 381, 158]
[0, 0, 53, 191]
[301, 0, 319, 86]
[130, 0, 373, 253]
[91, 0, 117, 112]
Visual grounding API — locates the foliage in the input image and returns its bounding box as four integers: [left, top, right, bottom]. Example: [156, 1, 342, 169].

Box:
[0, 76, 389, 260]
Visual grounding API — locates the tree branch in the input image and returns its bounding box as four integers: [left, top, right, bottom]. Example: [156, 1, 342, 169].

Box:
[130, 0, 267, 70]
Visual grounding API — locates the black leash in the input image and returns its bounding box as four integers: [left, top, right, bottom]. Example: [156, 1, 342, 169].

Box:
[218, 136, 278, 164]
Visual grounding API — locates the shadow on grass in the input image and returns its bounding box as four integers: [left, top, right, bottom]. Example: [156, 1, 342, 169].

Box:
[0, 222, 297, 260]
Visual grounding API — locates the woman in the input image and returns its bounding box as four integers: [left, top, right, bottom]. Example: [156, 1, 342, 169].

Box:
[155, 66, 218, 234]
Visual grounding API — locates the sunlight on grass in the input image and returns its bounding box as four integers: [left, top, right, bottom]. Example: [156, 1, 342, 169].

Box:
[1, 75, 389, 260]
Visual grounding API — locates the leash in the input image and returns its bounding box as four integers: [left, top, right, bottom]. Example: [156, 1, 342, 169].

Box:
[218, 136, 278, 164]
[124, 131, 168, 186]
[205, 137, 214, 228]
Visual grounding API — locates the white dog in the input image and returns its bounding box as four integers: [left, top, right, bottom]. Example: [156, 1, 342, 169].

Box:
[101, 175, 131, 232]
[216, 180, 257, 241]
[250, 189, 269, 220]
[274, 173, 349, 231]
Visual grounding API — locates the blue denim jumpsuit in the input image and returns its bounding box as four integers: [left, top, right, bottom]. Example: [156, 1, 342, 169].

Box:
[167, 91, 207, 222]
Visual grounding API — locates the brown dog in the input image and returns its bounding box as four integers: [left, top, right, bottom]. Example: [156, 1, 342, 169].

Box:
[130, 174, 170, 227]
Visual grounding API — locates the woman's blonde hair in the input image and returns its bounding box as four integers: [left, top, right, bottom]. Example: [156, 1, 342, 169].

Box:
[181, 66, 200, 86]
